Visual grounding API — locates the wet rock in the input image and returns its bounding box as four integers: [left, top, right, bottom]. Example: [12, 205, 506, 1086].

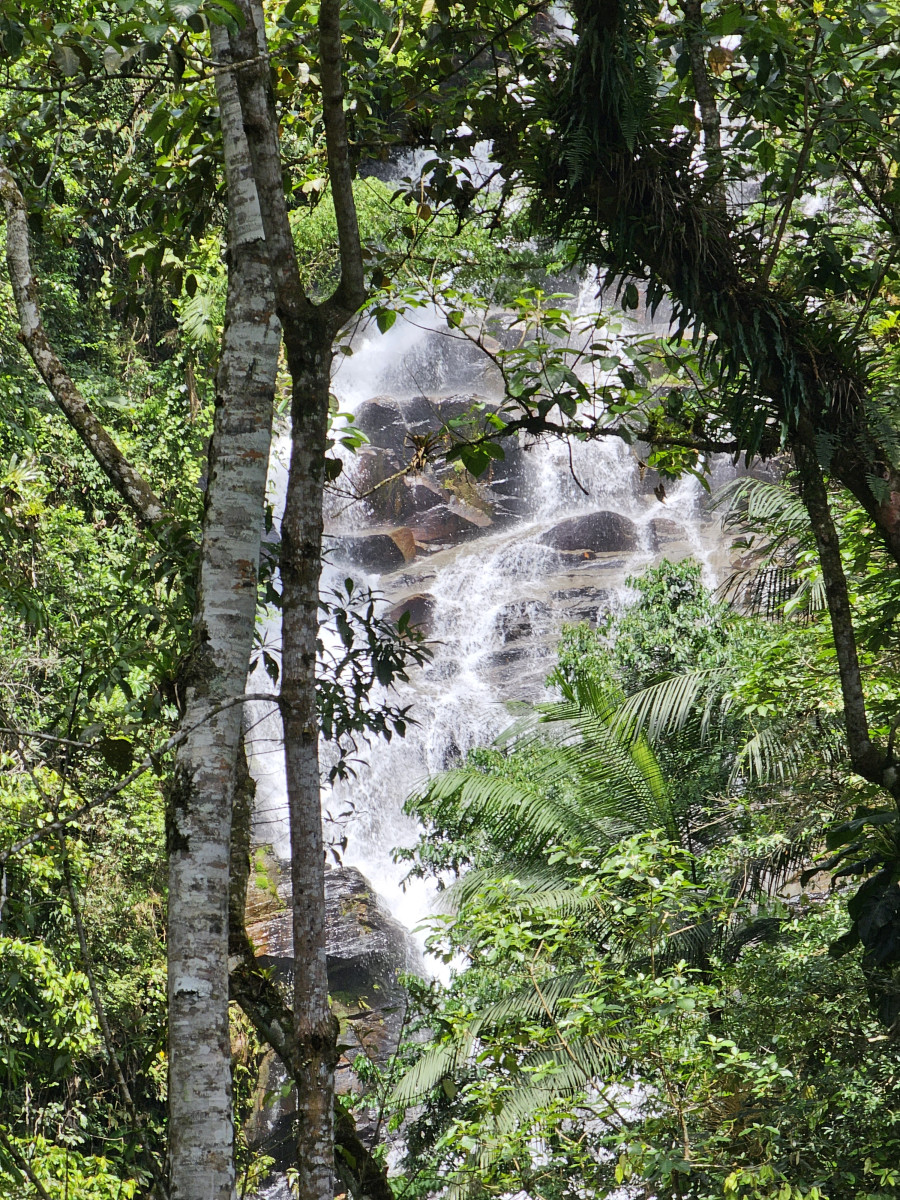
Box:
[243, 1049, 294, 1175]
[539, 510, 639, 554]
[355, 397, 407, 451]
[355, 394, 485, 455]
[388, 593, 436, 632]
[404, 477, 446, 512]
[496, 601, 549, 644]
[551, 586, 617, 624]
[353, 446, 403, 495]
[349, 394, 530, 529]
[388, 526, 418, 563]
[649, 517, 686, 545]
[364, 475, 446, 526]
[325, 530, 409, 574]
[410, 504, 486, 546]
[401, 393, 449, 432]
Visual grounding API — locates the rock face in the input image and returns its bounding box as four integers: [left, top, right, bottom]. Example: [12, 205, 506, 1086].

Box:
[243, 864, 422, 1174]
[539, 510, 640, 555]
[409, 504, 485, 546]
[648, 517, 686, 547]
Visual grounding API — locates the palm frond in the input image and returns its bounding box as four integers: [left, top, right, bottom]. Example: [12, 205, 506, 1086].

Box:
[391, 1036, 477, 1108]
[715, 475, 807, 532]
[409, 689, 679, 871]
[447, 868, 609, 917]
[612, 668, 727, 743]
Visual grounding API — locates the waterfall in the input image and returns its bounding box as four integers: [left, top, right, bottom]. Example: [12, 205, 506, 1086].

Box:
[246, 303, 737, 953]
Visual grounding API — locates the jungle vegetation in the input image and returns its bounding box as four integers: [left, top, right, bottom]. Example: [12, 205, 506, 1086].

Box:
[1, 1, 900, 1199]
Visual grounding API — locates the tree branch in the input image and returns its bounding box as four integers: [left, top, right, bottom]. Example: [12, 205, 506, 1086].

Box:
[318, 0, 366, 313]
[0, 694, 280, 866]
[0, 1126, 53, 1200]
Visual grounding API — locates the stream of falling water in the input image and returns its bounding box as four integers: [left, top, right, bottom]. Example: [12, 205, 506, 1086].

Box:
[245, 305, 737, 953]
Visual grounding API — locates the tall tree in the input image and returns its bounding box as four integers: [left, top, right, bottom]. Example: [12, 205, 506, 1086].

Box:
[165, 24, 280, 1199]
[220, 1, 369, 1193]
[385, 0, 900, 1011]
[0, 10, 281, 1193]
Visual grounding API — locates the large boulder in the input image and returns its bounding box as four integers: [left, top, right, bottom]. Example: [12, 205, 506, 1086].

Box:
[347, 394, 531, 528]
[243, 865, 423, 1173]
[354, 397, 407, 452]
[325, 529, 413, 573]
[410, 504, 485, 546]
[539, 510, 639, 554]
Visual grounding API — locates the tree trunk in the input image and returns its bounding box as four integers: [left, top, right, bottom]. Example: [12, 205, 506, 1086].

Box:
[791, 425, 888, 788]
[224, 3, 368, 1194]
[166, 29, 280, 1200]
[281, 340, 340, 1200]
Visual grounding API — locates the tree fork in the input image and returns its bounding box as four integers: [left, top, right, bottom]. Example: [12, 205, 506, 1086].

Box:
[226, 2, 371, 1195]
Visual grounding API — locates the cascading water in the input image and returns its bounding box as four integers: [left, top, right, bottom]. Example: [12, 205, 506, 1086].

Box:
[245, 301, 739, 951]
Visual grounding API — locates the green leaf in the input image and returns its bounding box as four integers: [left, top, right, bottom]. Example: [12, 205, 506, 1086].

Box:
[52, 44, 81, 77]
[348, 0, 393, 31]
[375, 307, 397, 334]
[168, 0, 200, 19]
[144, 106, 169, 144]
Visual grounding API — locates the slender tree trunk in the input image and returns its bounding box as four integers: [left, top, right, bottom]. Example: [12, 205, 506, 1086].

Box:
[680, 0, 725, 207]
[281, 342, 340, 1200]
[792, 423, 889, 788]
[166, 30, 280, 1200]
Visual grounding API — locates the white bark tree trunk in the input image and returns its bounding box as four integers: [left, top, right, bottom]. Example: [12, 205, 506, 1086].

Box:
[166, 29, 280, 1200]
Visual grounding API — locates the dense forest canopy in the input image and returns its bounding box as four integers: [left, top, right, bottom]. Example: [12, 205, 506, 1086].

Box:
[2, 1, 900, 1199]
